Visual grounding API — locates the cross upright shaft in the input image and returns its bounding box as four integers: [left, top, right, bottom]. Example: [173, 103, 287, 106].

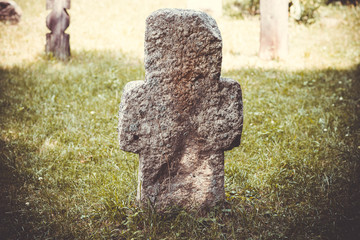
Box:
[118, 9, 243, 209]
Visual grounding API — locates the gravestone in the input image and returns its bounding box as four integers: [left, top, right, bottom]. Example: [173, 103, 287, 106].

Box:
[187, 0, 222, 17]
[45, 0, 70, 60]
[0, 1, 22, 24]
[118, 9, 243, 209]
[259, 0, 288, 60]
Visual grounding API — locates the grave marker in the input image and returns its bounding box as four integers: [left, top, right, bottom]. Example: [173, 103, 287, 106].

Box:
[46, 0, 70, 60]
[118, 9, 243, 209]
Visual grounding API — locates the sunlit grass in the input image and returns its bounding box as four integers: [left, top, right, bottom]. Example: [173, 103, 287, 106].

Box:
[1, 1, 359, 69]
[1, 0, 359, 239]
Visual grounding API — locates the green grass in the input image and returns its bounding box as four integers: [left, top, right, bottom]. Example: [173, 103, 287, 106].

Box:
[1, 2, 360, 240]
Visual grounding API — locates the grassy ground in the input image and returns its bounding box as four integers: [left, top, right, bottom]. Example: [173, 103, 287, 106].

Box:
[1, 0, 360, 239]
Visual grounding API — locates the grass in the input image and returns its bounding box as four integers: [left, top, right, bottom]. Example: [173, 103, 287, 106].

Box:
[1, 0, 360, 239]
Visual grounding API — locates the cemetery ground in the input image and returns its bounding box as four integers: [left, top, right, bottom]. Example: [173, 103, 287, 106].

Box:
[0, 0, 359, 239]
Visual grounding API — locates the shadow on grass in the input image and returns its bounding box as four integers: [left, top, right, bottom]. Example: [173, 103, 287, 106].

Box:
[0, 139, 48, 239]
[0, 140, 22, 239]
[0, 50, 359, 239]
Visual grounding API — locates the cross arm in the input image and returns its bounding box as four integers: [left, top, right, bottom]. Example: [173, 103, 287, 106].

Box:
[195, 77, 243, 152]
[118, 80, 146, 154]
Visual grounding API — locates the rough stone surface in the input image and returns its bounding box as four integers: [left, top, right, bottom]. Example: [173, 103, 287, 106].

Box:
[0, 1, 22, 24]
[45, 0, 70, 60]
[118, 9, 243, 209]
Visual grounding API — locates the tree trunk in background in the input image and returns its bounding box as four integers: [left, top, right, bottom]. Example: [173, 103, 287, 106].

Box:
[259, 0, 288, 60]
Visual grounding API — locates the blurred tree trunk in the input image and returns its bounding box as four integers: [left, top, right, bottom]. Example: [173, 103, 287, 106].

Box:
[259, 0, 288, 60]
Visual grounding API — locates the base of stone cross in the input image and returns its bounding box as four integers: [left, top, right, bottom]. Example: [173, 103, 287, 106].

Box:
[45, 33, 70, 60]
[137, 145, 225, 209]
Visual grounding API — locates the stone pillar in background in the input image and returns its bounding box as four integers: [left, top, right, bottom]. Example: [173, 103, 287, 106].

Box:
[259, 0, 288, 60]
[187, 0, 222, 17]
[118, 9, 243, 210]
[0, 1, 22, 24]
[46, 0, 70, 60]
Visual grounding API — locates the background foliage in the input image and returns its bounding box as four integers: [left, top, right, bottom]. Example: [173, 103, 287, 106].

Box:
[224, 0, 358, 23]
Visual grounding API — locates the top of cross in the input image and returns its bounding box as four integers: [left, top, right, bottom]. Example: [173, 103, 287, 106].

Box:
[145, 9, 222, 88]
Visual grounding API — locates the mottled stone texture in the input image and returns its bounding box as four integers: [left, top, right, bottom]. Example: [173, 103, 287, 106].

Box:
[118, 9, 243, 209]
[0, 1, 22, 24]
[46, 0, 70, 60]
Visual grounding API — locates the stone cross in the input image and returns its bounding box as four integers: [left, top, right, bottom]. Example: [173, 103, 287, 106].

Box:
[259, 0, 288, 60]
[46, 0, 70, 60]
[118, 9, 243, 210]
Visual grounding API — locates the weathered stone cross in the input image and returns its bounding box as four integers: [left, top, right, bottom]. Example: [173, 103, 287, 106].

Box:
[118, 9, 243, 209]
[46, 0, 70, 60]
